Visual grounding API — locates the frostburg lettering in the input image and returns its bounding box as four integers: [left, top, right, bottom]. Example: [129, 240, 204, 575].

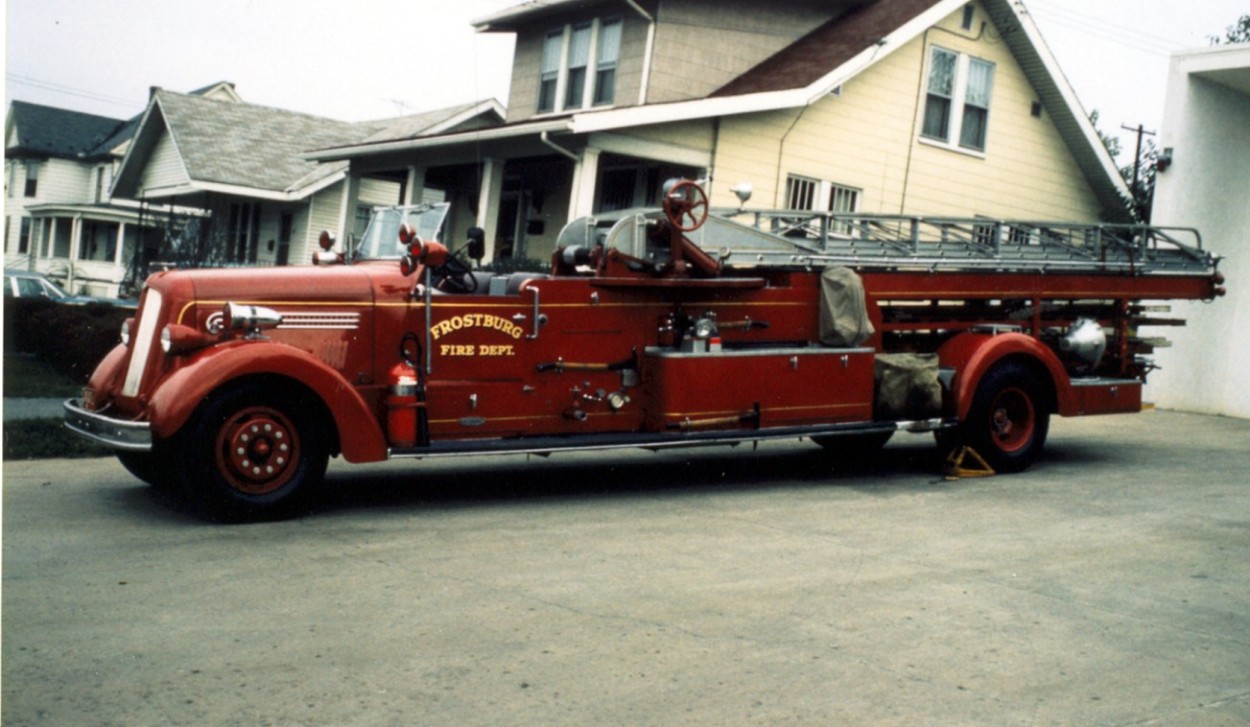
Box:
[430, 313, 524, 341]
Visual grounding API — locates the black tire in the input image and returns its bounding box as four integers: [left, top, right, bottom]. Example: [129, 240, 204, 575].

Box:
[176, 382, 329, 521]
[812, 430, 894, 459]
[116, 440, 177, 489]
[943, 360, 1050, 473]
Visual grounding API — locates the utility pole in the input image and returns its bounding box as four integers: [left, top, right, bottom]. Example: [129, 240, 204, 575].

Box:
[1120, 123, 1156, 194]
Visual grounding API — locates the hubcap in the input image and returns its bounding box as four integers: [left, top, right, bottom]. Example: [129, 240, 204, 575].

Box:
[989, 387, 1035, 453]
[216, 406, 300, 495]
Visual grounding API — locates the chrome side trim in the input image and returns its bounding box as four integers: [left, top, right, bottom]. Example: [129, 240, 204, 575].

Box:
[63, 399, 152, 452]
[277, 312, 361, 330]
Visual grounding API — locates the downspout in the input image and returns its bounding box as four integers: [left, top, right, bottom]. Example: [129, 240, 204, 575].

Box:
[541, 131, 580, 162]
[622, 0, 655, 105]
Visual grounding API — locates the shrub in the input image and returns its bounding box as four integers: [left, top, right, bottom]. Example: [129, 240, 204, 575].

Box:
[4, 298, 129, 383]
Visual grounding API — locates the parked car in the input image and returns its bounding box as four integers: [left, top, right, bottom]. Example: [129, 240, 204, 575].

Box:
[3, 269, 136, 309]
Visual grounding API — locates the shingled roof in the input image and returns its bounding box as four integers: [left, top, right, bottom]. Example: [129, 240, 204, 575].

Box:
[712, 0, 945, 97]
[6, 101, 129, 160]
[150, 90, 379, 194]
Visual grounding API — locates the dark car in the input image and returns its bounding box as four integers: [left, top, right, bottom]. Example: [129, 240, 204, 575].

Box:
[3, 269, 136, 309]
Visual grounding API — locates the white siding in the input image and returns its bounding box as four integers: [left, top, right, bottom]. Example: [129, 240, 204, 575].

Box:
[139, 131, 189, 193]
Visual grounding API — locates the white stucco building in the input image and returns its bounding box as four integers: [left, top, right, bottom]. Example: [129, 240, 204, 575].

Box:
[1146, 44, 1250, 419]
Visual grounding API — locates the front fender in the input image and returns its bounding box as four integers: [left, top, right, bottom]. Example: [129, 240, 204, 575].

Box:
[938, 332, 1072, 420]
[147, 340, 387, 463]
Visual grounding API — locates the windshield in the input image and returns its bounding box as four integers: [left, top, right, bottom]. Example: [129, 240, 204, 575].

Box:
[354, 203, 451, 260]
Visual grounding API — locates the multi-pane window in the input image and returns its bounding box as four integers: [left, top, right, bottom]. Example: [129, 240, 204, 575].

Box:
[594, 19, 623, 106]
[564, 23, 593, 110]
[24, 161, 41, 198]
[536, 17, 623, 114]
[786, 175, 861, 235]
[538, 30, 563, 113]
[785, 175, 819, 211]
[922, 46, 995, 152]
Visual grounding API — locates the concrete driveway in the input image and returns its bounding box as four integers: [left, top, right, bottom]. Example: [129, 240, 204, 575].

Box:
[3, 410, 1248, 725]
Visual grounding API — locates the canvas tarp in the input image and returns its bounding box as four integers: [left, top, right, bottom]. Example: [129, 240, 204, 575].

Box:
[818, 266, 874, 347]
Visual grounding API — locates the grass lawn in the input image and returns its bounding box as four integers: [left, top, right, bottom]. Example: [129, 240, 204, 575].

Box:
[4, 352, 84, 398]
[4, 352, 102, 459]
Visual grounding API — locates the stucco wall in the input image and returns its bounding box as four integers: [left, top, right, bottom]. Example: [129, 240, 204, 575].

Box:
[1145, 47, 1250, 419]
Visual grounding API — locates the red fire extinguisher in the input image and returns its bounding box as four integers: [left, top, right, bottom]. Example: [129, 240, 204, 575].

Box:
[386, 362, 420, 448]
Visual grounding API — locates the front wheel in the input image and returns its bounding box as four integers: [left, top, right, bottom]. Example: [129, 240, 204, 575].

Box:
[177, 383, 329, 521]
[943, 361, 1050, 473]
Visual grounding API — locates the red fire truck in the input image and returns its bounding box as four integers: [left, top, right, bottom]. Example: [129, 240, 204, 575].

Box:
[65, 181, 1225, 519]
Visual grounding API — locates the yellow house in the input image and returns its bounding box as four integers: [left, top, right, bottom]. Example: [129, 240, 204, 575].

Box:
[309, 0, 1132, 263]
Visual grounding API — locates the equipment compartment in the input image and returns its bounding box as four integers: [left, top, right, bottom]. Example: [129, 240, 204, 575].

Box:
[642, 347, 874, 431]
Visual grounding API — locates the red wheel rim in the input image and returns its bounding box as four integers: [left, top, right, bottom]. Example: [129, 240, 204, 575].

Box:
[214, 406, 301, 495]
[988, 387, 1035, 453]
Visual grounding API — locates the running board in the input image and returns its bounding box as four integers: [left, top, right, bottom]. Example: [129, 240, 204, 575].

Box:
[388, 418, 955, 460]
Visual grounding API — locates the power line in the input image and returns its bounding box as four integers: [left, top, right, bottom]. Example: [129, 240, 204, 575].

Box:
[6, 74, 144, 111]
[1024, 0, 1182, 56]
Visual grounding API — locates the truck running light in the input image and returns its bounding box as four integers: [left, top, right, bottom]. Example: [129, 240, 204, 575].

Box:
[222, 302, 283, 337]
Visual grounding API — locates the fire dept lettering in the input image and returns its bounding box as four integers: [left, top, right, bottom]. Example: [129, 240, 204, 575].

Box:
[430, 314, 523, 341]
[432, 314, 522, 357]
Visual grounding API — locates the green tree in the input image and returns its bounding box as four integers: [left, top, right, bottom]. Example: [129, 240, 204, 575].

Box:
[1209, 15, 1250, 45]
[1089, 110, 1154, 222]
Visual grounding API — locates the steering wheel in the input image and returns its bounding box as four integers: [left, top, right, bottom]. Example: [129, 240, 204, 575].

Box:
[434, 253, 478, 294]
[663, 181, 709, 232]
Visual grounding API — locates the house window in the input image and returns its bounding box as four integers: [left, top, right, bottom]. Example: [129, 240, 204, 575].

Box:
[24, 161, 41, 198]
[537, 17, 624, 114]
[960, 59, 995, 150]
[786, 175, 861, 234]
[94, 166, 110, 203]
[594, 19, 623, 106]
[564, 23, 593, 110]
[538, 30, 563, 113]
[19, 218, 31, 254]
[785, 175, 820, 211]
[922, 47, 995, 152]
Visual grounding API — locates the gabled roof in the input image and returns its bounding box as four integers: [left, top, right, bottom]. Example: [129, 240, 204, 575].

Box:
[5, 101, 129, 160]
[113, 90, 383, 201]
[358, 99, 506, 145]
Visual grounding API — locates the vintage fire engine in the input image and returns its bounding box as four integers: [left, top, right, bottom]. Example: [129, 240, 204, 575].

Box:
[65, 181, 1225, 519]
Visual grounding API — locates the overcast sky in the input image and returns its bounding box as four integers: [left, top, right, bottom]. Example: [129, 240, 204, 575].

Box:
[5, 0, 1245, 161]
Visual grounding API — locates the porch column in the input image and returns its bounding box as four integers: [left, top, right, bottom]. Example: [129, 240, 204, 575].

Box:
[114, 222, 127, 265]
[335, 172, 361, 250]
[402, 165, 427, 206]
[477, 157, 504, 261]
[568, 148, 601, 219]
[67, 214, 83, 292]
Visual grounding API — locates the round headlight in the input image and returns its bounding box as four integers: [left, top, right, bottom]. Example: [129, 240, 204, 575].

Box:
[120, 318, 133, 346]
[160, 326, 173, 354]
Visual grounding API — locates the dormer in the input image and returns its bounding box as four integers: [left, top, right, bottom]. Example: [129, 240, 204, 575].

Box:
[476, 0, 853, 123]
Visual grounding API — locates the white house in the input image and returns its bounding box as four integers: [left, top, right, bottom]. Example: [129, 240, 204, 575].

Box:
[1145, 44, 1250, 419]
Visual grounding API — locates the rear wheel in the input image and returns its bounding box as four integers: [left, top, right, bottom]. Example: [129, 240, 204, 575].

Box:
[177, 383, 329, 521]
[944, 361, 1050, 473]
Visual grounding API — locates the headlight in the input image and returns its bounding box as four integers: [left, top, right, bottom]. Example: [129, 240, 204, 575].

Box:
[120, 318, 133, 346]
[160, 324, 217, 355]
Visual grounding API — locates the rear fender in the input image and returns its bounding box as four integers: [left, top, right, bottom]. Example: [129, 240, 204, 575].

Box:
[147, 341, 387, 463]
[938, 332, 1072, 420]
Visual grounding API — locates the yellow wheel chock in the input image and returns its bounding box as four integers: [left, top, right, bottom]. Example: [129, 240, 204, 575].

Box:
[944, 445, 996, 480]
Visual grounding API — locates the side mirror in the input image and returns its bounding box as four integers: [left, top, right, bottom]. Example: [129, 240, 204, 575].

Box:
[466, 227, 486, 261]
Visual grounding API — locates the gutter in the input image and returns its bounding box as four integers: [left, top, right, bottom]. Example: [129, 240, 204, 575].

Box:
[305, 119, 572, 162]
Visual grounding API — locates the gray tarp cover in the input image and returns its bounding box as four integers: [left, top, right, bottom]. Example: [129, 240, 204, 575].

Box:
[818, 266, 874, 347]
[875, 353, 943, 420]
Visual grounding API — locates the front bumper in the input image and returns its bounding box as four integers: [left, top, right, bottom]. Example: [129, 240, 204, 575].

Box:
[63, 399, 153, 452]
